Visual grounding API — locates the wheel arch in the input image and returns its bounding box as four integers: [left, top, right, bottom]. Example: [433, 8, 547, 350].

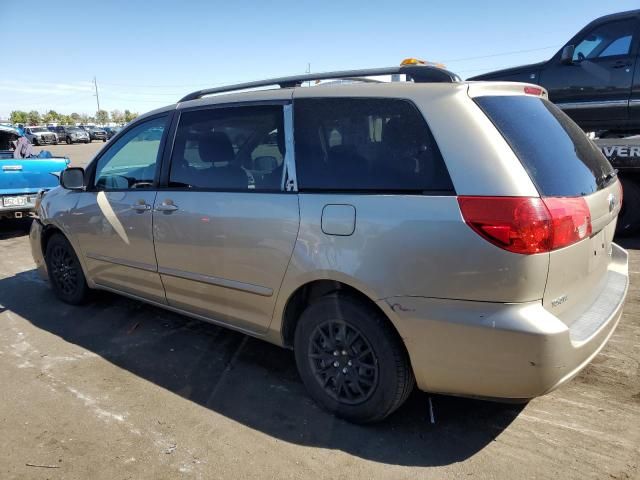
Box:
[40, 223, 93, 286]
[279, 278, 407, 352]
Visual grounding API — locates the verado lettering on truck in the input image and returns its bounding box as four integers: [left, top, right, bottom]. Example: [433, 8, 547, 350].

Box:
[600, 146, 640, 159]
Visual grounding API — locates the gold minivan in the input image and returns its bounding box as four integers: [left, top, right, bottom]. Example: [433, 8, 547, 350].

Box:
[30, 64, 628, 422]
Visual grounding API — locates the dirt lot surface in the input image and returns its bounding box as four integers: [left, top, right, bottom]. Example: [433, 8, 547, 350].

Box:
[0, 220, 638, 480]
[35, 142, 104, 168]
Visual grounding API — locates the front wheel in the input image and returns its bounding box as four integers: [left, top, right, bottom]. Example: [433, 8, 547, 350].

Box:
[294, 294, 414, 423]
[66, 136, 72, 145]
[44, 233, 89, 304]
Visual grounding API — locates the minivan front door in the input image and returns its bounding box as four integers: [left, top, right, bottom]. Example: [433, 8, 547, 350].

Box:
[153, 104, 299, 333]
[67, 115, 169, 303]
[540, 17, 638, 128]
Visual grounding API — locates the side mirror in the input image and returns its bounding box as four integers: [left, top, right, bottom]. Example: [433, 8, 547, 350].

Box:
[560, 45, 575, 65]
[60, 167, 85, 190]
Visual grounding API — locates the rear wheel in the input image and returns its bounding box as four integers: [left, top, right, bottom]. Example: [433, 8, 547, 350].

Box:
[294, 294, 414, 423]
[616, 177, 640, 236]
[44, 233, 89, 304]
[66, 136, 72, 145]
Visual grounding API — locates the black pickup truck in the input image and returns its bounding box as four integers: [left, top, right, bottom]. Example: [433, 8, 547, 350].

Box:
[470, 9, 640, 135]
[471, 9, 640, 234]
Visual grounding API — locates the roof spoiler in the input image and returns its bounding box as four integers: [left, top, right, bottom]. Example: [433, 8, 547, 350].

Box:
[179, 65, 461, 102]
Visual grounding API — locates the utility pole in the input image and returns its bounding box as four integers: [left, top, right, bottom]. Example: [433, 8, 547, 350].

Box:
[93, 76, 100, 113]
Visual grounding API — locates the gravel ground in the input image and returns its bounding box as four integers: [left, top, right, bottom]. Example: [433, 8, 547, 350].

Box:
[0, 222, 638, 480]
[35, 141, 105, 168]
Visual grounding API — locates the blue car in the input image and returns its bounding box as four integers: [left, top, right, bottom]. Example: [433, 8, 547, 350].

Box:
[0, 125, 69, 219]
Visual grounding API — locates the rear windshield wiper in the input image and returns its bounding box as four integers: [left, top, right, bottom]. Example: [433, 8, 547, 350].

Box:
[601, 170, 617, 185]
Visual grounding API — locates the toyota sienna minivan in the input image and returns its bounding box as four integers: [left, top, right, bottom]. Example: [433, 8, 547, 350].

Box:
[30, 63, 629, 423]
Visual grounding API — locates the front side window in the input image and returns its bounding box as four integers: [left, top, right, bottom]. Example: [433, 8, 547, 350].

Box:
[294, 98, 454, 193]
[573, 19, 636, 61]
[94, 116, 167, 190]
[169, 105, 285, 191]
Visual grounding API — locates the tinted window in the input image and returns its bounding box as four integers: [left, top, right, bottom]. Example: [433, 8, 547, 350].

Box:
[573, 19, 635, 60]
[169, 106, 284, 191]
[294, 98, 453, 193]
[94, 116, 166, 190]
[475, 96, 614, 196]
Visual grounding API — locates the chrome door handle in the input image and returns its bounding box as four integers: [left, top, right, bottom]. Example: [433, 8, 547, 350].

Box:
[132, 202, 151, 212]
[156, 201, 178, 212]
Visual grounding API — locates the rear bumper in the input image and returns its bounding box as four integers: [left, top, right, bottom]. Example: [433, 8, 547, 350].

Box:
[382, 243, 629, 400]
[0, 193, 38, 218]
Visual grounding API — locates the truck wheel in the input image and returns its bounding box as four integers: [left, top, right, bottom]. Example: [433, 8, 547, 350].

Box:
[32, 137, 39, 146]
[66, 136, 72, 145]
[44, 233, 89, 305]
[616, 177, 640, 236]
[294, 294, 414, 423]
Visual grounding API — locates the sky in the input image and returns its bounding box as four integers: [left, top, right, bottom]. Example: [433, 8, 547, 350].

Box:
[0, 0, 638, 119]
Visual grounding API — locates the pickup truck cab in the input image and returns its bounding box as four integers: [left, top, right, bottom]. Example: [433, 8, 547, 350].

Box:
[470, 10, 640, 134]
[0, 125, 70, 219]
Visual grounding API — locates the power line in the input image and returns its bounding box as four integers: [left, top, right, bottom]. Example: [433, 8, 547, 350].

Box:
[440, 45, 560, 64]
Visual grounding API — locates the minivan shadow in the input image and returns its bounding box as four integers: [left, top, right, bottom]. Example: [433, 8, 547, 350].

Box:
[1, 269, 523, 467]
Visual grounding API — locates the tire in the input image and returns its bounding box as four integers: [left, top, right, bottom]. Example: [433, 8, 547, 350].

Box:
[44, 233, 89, 305]
[102, 138, 107, 143]
[294, 294, 414, 423]
[616, 177, 640, 236]
[31, 137, 39, 146]
[66, 136, 72, 145]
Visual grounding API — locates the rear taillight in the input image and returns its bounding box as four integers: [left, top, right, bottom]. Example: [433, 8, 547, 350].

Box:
[458, 196, 592, 255]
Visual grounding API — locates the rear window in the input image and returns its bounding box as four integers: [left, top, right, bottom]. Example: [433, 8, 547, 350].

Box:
[294, 98, 454, 193]
[474, 95, 614, 196]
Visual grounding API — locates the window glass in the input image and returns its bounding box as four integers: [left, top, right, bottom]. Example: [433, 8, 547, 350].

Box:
[573, 19, 635, 61]
[293, 98, 454, 193]
[94, 116, 166, 190]
[169, 106, 284, 191]
[474, 96, 614, 196]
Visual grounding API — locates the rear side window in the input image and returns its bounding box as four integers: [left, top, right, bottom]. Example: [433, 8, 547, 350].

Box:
[169, 106, 284, 191]
[474, 96, 614, 196]
[294, 98, 454, 193]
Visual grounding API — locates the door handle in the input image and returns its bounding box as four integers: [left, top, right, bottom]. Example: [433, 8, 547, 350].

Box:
[612, 61, 632, 69]
[156, 200, 178, 212]
[132, 202, 151, 212]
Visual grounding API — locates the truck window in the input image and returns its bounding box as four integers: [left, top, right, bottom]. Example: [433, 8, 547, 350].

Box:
[573, 19, 636, 61]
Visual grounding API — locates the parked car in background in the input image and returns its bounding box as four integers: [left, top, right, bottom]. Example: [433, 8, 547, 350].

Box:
[30, 64, 628, 423]
[24, 126, 58, 146]
[50, 126, 90, 144]
[103, 126, 121, 140]
[0, 125, 69, 220]
[88, 126, 107, 142]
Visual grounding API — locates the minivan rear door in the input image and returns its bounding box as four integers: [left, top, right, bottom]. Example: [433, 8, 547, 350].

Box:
[474, 93, 622, 329]
[153, 102, 299, 334]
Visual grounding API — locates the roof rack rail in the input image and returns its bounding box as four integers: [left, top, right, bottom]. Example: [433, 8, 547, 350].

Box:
[178, 65, 460, 103]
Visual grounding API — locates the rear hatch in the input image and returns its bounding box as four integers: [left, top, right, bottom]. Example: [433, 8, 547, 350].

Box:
[473, 92, 621, 328]
[0, 158, 68, 194]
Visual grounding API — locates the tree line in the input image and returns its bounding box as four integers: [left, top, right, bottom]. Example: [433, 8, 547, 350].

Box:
[9, 109, 138, 126]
